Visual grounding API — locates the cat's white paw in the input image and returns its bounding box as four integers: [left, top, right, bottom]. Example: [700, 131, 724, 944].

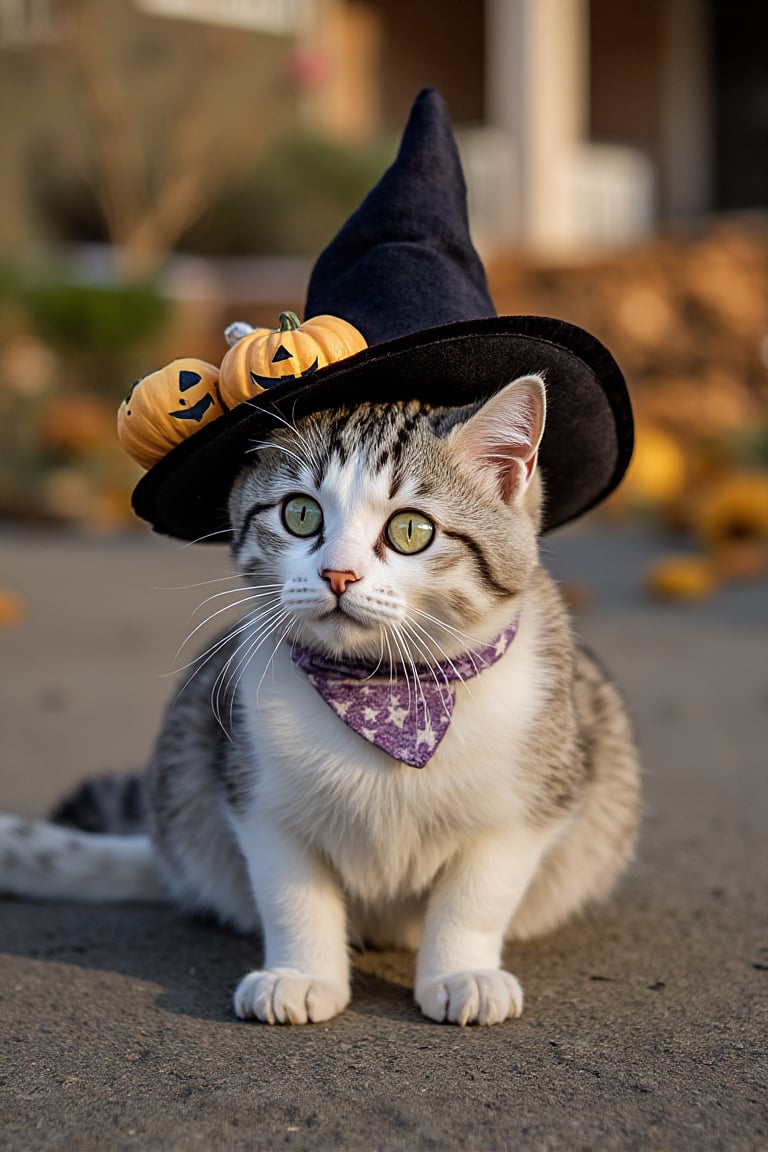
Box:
[234, 967, 349, 1025]
[415, 969, 524, 1026]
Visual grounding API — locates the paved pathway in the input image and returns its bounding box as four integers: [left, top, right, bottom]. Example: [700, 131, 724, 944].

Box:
[1, 527, 766, 1151]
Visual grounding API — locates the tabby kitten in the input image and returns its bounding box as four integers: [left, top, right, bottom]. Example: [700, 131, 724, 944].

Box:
[0, 376, 640, 1026]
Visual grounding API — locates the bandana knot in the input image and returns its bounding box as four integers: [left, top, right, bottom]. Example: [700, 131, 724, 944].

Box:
[291, 617, 520, 768]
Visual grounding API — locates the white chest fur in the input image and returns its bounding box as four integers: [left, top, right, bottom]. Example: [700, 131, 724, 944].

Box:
[237, 610, 547, 903]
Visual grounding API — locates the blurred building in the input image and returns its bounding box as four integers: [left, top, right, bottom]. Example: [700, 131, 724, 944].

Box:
[315, 0, 767, 254]
[0, 0, 766, 261]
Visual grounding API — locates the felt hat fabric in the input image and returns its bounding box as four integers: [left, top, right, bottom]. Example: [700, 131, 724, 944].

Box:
[132, 88, 633, 543]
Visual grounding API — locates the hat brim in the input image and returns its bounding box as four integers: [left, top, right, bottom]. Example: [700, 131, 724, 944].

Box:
[131, 315, 633, 542]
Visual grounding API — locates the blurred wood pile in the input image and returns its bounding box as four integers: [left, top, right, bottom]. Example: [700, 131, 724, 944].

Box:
[489, 218, 768, 596]
[489, 218, 768, 446]
[2, 219, 767, 592]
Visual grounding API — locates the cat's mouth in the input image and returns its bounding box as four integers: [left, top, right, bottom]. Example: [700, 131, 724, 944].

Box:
[321, 602, 371, 626]
[314, 601, 382, 647]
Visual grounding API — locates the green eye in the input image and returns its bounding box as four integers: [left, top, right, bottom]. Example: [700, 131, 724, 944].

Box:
[385, 510, 435, 555]
[282, 494, 323, 537]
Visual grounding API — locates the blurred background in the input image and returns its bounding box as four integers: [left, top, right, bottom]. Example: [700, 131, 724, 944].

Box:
[2, 13, 766, 1137]
[0, 0, 767, 605]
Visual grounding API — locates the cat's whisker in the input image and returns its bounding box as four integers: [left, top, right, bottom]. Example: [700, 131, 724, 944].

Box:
[220, 612, 291, 734]
[230, 608, 296, 720]
[195, 582, 283, 604]
[381, 629, 397, 692]
[248, 403, 320, 475]
[190, 582, 283, 618]
[409, 606, 489, 657]
[303, 413, 332, 478]
[286, 619, 309, 668]
[360, 632, 387, 682]
[246, 440, 311, 475]
[211, 605, 289, 735]
[176, 527, 232, 549]
[404, 617, 476, 704]
[399, 626, 451, 717]
[400, 621, 457, 720]
[409, 605, 486, 648]
[243, 403, 332, 489]
[402, 631, 432, 731]
[385, 626, 411, 712]
[174, 591, 283, 663]
[170, 601, 283, 709]
[170, 600, 283, 701]
[391, 626, 426, 686]
[391, 625, 430, 729]
[402, 618, 453, 677]
[246, 407, 322, 476]
[283, 404, 329, 479]
[253, 614, 298, 710]
[357, 630, 387, 681]
[215, 601, 287, 692]
[286, 404, 328, 481]
[172, 612, 277, 693]
[171, 607, 269, 682]
[150, 573, 244, 593]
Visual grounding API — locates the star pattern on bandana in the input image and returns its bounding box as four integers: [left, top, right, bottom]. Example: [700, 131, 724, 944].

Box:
[292, 616, 520, 768]
[387, 700, 409, 729]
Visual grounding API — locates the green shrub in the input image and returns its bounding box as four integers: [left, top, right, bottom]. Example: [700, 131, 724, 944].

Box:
[182, 131, 395, 257]
[22, 277, 169, 356]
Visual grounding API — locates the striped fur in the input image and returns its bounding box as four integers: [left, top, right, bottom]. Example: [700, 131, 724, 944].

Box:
[0, 378, 641, 1026]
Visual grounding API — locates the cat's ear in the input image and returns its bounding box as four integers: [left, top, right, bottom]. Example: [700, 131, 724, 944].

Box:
[452, 375, 546, 503]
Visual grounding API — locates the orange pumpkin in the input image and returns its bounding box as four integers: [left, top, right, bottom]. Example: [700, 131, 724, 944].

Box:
[0, 589, 24, 628]
[695, 472, 768, 546]
[117, 358, 225, 470]
[218, 311, 367, 408]
[646, 554, 717, 601]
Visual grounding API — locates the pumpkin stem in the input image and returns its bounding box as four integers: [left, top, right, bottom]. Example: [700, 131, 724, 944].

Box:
[278, 311, 301, 332]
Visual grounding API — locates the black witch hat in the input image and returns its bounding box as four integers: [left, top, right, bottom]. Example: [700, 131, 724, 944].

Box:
[132, 88, 633, 542]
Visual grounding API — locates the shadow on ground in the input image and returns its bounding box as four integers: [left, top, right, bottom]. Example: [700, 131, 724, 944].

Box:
[1, 527, 767, 1150]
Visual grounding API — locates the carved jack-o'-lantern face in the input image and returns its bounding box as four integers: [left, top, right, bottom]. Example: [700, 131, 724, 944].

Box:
[117, 358, 225, 470]
[218, 311, 367, 409]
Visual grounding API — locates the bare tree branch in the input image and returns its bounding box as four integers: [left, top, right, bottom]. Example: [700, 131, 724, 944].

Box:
[56, 0, 147, 249]
[48, 1, 278, 277]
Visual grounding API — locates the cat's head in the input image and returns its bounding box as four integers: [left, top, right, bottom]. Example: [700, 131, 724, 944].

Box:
[229, 376, 546, 664]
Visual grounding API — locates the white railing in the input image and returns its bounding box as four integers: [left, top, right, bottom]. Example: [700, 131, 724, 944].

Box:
[460, 127, 655, 253]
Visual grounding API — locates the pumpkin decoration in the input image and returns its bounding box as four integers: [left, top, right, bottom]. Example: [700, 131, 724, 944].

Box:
[621, 423, 687, 510]
[0, 589, 24, 628]
[117, 358, 225, 470]
[646, 554, 717, 601]
[218, 311, 367, 408]
[694, 471, 768, 548]
[712, 539, 768, 582]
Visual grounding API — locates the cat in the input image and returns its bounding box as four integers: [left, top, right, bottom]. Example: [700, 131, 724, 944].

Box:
[0, 375, 641, 1026]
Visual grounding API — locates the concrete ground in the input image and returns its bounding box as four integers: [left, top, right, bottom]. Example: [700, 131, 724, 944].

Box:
[0, 525, 766, 1151]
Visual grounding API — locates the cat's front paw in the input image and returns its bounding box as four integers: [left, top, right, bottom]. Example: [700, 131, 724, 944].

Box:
[415, 969, 524, 1026]
[234, 967, 349, 1025]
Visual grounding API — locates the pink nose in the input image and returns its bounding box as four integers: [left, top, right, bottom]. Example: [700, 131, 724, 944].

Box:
[321, 570, 360, 596]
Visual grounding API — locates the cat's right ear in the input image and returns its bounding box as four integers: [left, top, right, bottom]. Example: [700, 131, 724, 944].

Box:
[451, 375, 546, 504]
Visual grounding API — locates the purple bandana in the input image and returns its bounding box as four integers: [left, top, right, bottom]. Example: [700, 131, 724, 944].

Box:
[291, 618, 520, 768]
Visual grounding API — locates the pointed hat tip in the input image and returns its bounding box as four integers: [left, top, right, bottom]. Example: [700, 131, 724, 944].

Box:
[304, 85, 493, 340]
[414, 85, 446, 109]
[400, 87, 453, 146]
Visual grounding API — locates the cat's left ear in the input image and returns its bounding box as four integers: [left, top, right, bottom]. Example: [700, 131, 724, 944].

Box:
[451, 375, 546, 503]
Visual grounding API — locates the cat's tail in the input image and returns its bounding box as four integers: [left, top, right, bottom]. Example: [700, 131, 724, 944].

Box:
[0, 814, 167, 902]
[0, 773, 168, 904]
[51, 771, 147, 835]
